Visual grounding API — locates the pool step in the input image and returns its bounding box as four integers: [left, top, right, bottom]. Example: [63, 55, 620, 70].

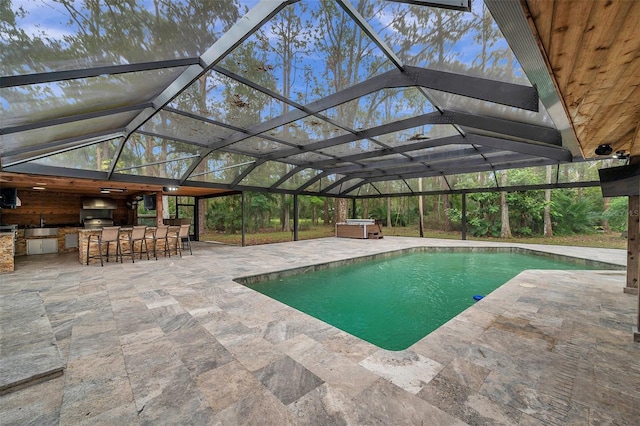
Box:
[0, 292, 65, 395]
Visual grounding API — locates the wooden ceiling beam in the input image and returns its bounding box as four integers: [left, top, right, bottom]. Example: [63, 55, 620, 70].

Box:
[0, 172, 228, 197]
[630, 122, 640, 158]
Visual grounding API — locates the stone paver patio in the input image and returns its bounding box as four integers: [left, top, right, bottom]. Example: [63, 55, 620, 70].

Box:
[1, 237, 638, 425]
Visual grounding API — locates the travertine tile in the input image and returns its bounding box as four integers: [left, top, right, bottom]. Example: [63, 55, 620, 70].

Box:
[0, 292, 65, 393]
[60, 347, 133, 424]
[352, 378, 465, 425]
[359, 349, 444, 394]
[312, 328, 378, 363]
[225, 335, 283, 372]
[135, 368, 215, 425]
[254, 356, 324, 405]
[72, 403, 139, 426]
[59, 375, 133, 425]
[287, 383, 354, 425]
[0, 375, 64, 426]
[167, 324, 235, 376]
[0, 238, 636, 425]
[196, 360, 263, 413]
[437, 358, 492, 391]
[417, 374, 521, 425]
[213, 388, 295, 425]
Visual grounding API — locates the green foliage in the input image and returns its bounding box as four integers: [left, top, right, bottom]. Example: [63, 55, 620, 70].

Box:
[467, 216, 497, 237]
[602, 197, 629, 232]
[442, 187, 610, 238]
[518, 226, 533, 237]
[368, 205, 387, 223]
[467, 192, 500, 237]
[550, 190, 599, 235]
[444, 193, 500, 237]
[505, 191, 545, 236]
[206, 195, 243, 233]
[205, 192, 337, 234]
[445, 207, 461, 223]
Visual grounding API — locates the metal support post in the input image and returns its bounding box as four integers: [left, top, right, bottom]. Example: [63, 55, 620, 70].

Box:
[461, 192, 467, 241]
[241, 191, 246, 247]
[293, 194, 299, 242]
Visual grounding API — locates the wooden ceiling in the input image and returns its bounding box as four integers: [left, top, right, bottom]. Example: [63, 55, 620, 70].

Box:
[523, 0, 640, 159]
[0, 172, 231, 198]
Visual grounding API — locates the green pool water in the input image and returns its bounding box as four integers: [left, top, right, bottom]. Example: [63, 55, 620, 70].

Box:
[248, 251, 602, 351]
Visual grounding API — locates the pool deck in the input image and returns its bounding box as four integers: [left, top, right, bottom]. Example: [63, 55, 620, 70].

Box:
[1, 237, 638, 425]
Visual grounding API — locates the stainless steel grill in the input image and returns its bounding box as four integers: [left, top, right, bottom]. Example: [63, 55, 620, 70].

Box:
[83, 218, 114, 229]
[81, 197, 116, 229]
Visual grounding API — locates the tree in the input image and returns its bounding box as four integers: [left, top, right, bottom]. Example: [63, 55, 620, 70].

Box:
[500, 171, 512, 238]
[324, 198, 330, 225]
[603, 197, 630, 233]
[543, 165, 553, 237]
[266, 4, 311, 231]
[305, 196, 325, 225]
[311, 1, 392, 222]
[335, 198, 348, 223]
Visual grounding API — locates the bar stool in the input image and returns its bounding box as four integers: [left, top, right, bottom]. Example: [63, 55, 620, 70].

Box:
[86, 226, 122, 266]
[178, 224, 192, 256]
[147, 225, 170, 260]
[167, 226, 181, 257]
[124, 225, 149, 262]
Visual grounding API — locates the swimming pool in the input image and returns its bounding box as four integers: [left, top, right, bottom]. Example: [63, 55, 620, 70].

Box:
[240, 249, 611, 351]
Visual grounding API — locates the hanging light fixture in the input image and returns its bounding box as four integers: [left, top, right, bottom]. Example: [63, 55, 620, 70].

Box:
[99, 187, 127, 193]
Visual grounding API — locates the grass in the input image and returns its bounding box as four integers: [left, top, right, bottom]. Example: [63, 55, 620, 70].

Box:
[200, 225, 628, 250]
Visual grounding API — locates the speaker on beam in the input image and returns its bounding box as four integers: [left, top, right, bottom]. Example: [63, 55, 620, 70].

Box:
[143, 194, 157, 210]
[0, 188, 17, 209]
[598, 163, 640, 197]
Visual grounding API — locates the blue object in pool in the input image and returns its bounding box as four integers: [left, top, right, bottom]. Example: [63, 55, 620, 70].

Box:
[473, 295, 484, 301]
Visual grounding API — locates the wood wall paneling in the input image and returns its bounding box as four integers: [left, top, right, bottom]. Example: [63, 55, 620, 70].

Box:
[0, 189, 136, 228]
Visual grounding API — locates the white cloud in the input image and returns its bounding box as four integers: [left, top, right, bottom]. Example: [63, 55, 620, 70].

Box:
[14, 0, 75, 40]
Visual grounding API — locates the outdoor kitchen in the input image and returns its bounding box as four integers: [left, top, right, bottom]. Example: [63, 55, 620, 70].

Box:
[0, 187, 144, 271]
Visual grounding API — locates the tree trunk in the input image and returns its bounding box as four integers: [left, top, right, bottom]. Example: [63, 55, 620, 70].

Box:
[577, 167, 585, 199]
[443, 194, 451, 232]
[500, 171, 512, 238]
[394, 197, 403, 227]
[324, 198, 329, 225]
[281, 194, 290, 232]
[602, 197, 611, 232]
[386, 197, 392, 228]
[544, 165, 553, 237]
[335, 198, 348, 224]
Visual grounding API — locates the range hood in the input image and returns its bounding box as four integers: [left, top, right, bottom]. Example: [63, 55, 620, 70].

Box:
[81, 198, 116, 228]
[82, 198, 117, 209]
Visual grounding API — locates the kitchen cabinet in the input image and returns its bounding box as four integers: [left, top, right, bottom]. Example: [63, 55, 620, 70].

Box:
[64, 233, 78, 249]
[27, 238, 58, 255]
